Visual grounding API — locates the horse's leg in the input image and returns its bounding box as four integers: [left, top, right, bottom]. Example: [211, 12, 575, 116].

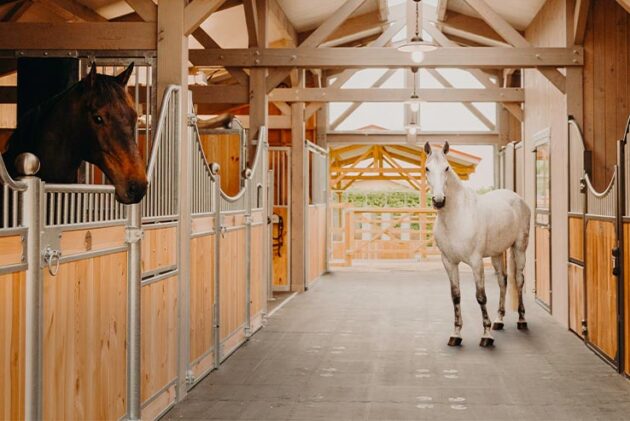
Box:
[472, 258, 493, 347]
[513, 245, 528, 329]
[441, 254, 463, 346]
[491, 255, 506, 331]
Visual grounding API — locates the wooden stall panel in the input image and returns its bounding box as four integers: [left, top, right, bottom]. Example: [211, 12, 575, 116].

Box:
[0, 271, 25, 421]
[535, 226, 551, 307]
[60, 226, 125, 256]
[585, 220, 617, 360]
[0, 235, 24, 266]
[625, 223, 630, 375]
[191, 216, 215, 235]
[272, 207, 289, 290]
[43, 252, 127, 421]
[568, 263, 584, 338]
[308, 205, 326, 284]
[568, 216, 584, 262]
[141, 276, 178, 404]
[142, 226, 177, 275]
[190, 235, 215, 364]
[250, 225, 265, 318]
[219, 228, 246, 343]
[199, 133, 242, 196]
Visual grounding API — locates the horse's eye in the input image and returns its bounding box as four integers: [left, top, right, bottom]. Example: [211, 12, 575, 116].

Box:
[444, 167, 449, 172]
[93, 114, 104, 125]
[425, 167, 430, 173]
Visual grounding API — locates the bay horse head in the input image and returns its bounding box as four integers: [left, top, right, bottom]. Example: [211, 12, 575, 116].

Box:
[79, 63, 148, 204]
[3, 62, 148, 204]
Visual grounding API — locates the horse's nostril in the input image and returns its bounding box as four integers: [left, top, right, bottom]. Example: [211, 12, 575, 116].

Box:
[432, 197, 446, 209]
[127, 180, 148, 203]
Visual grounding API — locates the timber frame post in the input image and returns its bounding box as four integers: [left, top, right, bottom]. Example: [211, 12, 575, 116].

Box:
[290, 70, 307, 292]
[157, 0, 191, 404]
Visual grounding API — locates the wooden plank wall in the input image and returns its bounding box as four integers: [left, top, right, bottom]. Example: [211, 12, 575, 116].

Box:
[307, 205, 326, 284]
[250, 223, 265, 319]
[568, 263, 584, 337]
[568, 216, 584, 262]
[583, 0, 630, 191]
[189, 233, 215, 367]
[142, 226, 177, 275]
[625, 223, 630, 375]
[219, 226, 246, 342]
[140, 276, 178, 404]
[199, 133, 242, 196]
[524, 0, 568, 321]
[585, 220, 618, 360]
[0, 271, 25, 421]
[43, 252, 128, 420]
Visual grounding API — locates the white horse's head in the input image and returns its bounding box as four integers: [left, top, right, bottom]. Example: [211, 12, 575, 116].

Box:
[424, 142, 451, 209]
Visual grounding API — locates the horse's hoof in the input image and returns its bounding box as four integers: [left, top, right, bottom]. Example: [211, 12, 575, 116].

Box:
[479, 337, 494, 347]
[517, 321, 528, 330]
[492, 322, 504, 331]
[448, 336, 462, 347]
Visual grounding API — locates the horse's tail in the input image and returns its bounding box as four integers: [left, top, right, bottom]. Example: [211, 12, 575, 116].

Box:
[508, 246, 518, 311]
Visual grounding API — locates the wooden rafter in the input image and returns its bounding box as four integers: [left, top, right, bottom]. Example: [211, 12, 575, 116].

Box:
[330, 69, 396, 130]
[426, 69, 495, 130]
[463, 0, 567, 93]
[191, 28, 249, 87]
[243, 0, 258, 47]
[617, 0, 630, 14]
[423, 23, 523, 122]
[573, 0, 591, 45]
[3, 0, 32, 22]
[35, 0, 106, 21]
[184, 0, 227, 36]
[436, 0, 448, 21]
[269, 0, 296, 46]
[265, 0, 368, 93]
[124, 0, 157, 22]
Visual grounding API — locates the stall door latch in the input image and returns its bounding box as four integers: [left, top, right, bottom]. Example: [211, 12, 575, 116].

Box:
[611, 246, 620, 277]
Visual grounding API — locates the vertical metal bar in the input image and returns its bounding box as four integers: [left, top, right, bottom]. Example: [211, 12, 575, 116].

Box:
[213, 172, 221, 367]
[245, 177, 252, 336]
[616, 140, 625, 374]
[126, 203, 142, 421]
[3, 184, 8, 228]
[23, 175, 42, 421]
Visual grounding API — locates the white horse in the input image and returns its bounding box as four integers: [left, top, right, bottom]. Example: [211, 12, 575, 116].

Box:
[424, 142, 530, 347]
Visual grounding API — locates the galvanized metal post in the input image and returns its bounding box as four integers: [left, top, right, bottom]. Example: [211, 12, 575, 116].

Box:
[303, 145, 310, 290]
[22, 171, 42, 421]
[244, 175, 252, 337]
[212, 169, 222, 367]
[266, 169, 274, 302]
[126, 203, 143, 421]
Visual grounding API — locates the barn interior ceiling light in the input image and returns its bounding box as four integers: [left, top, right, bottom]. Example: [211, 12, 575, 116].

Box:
[405, 67, 420, 112]
[398, 0, 437, 64]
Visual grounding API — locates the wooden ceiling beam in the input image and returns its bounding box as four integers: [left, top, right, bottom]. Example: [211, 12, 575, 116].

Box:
[616, 0, 630, 13]
[34, 0, 106, 22]
[0, 22, 156, 49]
[436, 0, 448, 21]
[189, 46, 582, 69]
[184, 0, 227, 36]
[3, 0, 32, 22]
[268, 0, 296, 47]
[463, 0, 567, 93]
[573, 0, 591, 45]
[191, 27, 249, 86]
[327, 131, 502, 146]
[265, 0, 368, 92]
[124, 0, 156, 22]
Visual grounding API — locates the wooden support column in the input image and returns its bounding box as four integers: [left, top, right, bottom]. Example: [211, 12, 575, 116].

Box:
[248, 0, 268, 148]
[156, 0, 191, 404]
[290, 71, 307, 292]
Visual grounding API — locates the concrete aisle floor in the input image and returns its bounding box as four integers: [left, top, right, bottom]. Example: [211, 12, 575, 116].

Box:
[164, 268, 630, 420]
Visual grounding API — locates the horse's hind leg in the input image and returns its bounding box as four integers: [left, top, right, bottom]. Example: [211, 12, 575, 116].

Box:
[472, 257, 494, 347]
[441, 254, 463, 346]
[491, 255, 506, 331]
[513, 245, 528, 329]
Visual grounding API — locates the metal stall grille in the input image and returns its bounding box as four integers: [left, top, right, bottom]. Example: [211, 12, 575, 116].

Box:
[269, 147, 291, 292]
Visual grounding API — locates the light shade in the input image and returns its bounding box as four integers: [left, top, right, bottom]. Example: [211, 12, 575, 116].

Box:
[405, 122, 420, 135]
[405, 94, 421, 112]
[398, 35, 438, 64]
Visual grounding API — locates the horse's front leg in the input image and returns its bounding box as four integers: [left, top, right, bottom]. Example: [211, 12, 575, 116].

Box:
[441, 254, 463, 346]
[472, 258, 494, 347]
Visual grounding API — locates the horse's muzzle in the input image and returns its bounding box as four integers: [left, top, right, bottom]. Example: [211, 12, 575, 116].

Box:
[432, 197, 446, 209]
[121, 179, 148, 204]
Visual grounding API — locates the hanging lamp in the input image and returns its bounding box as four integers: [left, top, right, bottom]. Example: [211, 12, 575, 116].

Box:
[398, 0, 437, 64]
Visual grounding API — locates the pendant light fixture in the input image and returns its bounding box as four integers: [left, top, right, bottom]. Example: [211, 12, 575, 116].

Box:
[398, 0, 437, 64]
[405, 67, 420, 113]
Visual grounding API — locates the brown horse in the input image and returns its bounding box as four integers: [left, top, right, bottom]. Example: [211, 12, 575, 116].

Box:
[3, 63, 147, 204]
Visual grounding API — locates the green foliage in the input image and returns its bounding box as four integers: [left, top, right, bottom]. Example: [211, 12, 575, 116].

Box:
[341, 191, 422, 208]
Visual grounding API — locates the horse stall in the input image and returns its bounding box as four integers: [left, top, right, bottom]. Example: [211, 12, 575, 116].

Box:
[0, 68, 270, 420]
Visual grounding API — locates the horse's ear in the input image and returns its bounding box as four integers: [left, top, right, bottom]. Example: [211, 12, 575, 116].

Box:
[116, 62, 134, 86]
[424, 142, 432, 156]
[443, 141, 450, 155]
[84, 63, 98, 88]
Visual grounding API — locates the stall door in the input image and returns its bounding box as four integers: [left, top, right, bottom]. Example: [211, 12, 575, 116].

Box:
[269, 147, 291, 291]
[534, 138, 552, 310]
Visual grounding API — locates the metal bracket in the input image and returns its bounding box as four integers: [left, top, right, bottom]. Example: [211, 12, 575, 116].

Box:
[42, 247, 61, 276]
[185, 370, 196, 385]
[220, 225, 227, 238]
[244, 215, 253, 225]
[187, 113, 198, 127]
[125, 227, 144, 244]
